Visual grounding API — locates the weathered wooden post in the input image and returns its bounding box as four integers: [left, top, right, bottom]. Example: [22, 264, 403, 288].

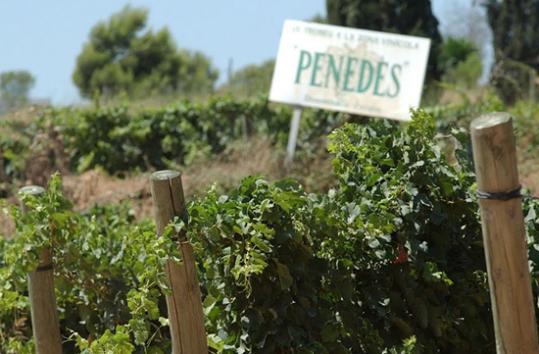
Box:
[150, 170, 207, 354]
[19, 185, 62, 354]
[471, 113, 539, 354]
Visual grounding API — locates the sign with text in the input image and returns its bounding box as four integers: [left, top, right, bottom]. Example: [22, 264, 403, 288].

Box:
[269, 20, 431, 121]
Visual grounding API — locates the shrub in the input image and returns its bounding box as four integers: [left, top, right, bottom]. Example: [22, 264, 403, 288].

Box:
[49, 98, 290, 174]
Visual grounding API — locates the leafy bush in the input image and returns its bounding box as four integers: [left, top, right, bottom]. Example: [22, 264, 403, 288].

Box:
[49, 98, 290, 174]
[438, 37, 478, 74]
[50, 98, 351, 175]
[427, 91, 504, 132]
[0, 176, 179, 353]
[0, 114, 39, 184]
[321, 111, 492, 352]
[442, 53, 482, 88]
[187, 178, 335, 353]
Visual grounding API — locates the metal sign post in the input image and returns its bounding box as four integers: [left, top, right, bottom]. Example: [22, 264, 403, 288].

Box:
[285, 105, 303, 166]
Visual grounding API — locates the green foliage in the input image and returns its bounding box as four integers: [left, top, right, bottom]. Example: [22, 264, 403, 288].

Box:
[72, 6, 218, 99]
[46, 97, 290, 173]
[523, 197, 539, 307]
[5, 109, 539, 353]
[439, 37, 477, 70]
[0, 71, 35, 113]
[0, 116, 36, 184]
[187, 178, 334, 353]
[325, 0, 443, 81]
[438, 37, 482, 88]
[426, 91, 504, 132]
[219, 60, 275, 98]
[507, 100, 539, 168]
[485, 0, 539, 103]
[485, 0, 539, 68]
[0, 175, 181, 353]
[324, 111, 492, 352]
[446, 53, 482, 88]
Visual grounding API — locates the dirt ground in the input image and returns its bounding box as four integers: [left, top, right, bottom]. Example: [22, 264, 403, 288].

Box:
[521, 170, 539, 196]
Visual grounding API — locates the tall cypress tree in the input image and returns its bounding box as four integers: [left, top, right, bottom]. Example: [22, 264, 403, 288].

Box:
[326, 0, 443, 82]
[485, 0, 539, 103]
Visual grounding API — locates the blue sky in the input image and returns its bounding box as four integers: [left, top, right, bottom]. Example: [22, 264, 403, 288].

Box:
[0, 0, 479, 104]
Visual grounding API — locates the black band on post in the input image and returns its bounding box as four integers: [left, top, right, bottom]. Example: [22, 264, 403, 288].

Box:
[476, 186, 522, 201]
[35, 264, 54, 272]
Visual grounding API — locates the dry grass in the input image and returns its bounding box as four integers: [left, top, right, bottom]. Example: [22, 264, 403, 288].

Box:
[183, 136, 285, 196]
[58, 136, 286, 219]
[437, 85, 490, 106]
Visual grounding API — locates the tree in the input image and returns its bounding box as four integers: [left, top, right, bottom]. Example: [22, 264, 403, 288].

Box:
[439, 38, 477, 70]
[326, 0, 443, 81]
[73, 6, 218, 99]
[0, 70, 35, 113]
[485, 0, 539, 103]
[219, 60, 275, 98]
[439, 37, 483, 88]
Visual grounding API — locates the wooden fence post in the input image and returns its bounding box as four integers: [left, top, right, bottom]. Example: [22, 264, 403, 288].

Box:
[470, 113, 539, 354]
[150, 170, 207, 354]
[19, 185, 62, 354]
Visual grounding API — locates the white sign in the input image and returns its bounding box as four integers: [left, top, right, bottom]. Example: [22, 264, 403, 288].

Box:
[269, 20, 431, 121]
